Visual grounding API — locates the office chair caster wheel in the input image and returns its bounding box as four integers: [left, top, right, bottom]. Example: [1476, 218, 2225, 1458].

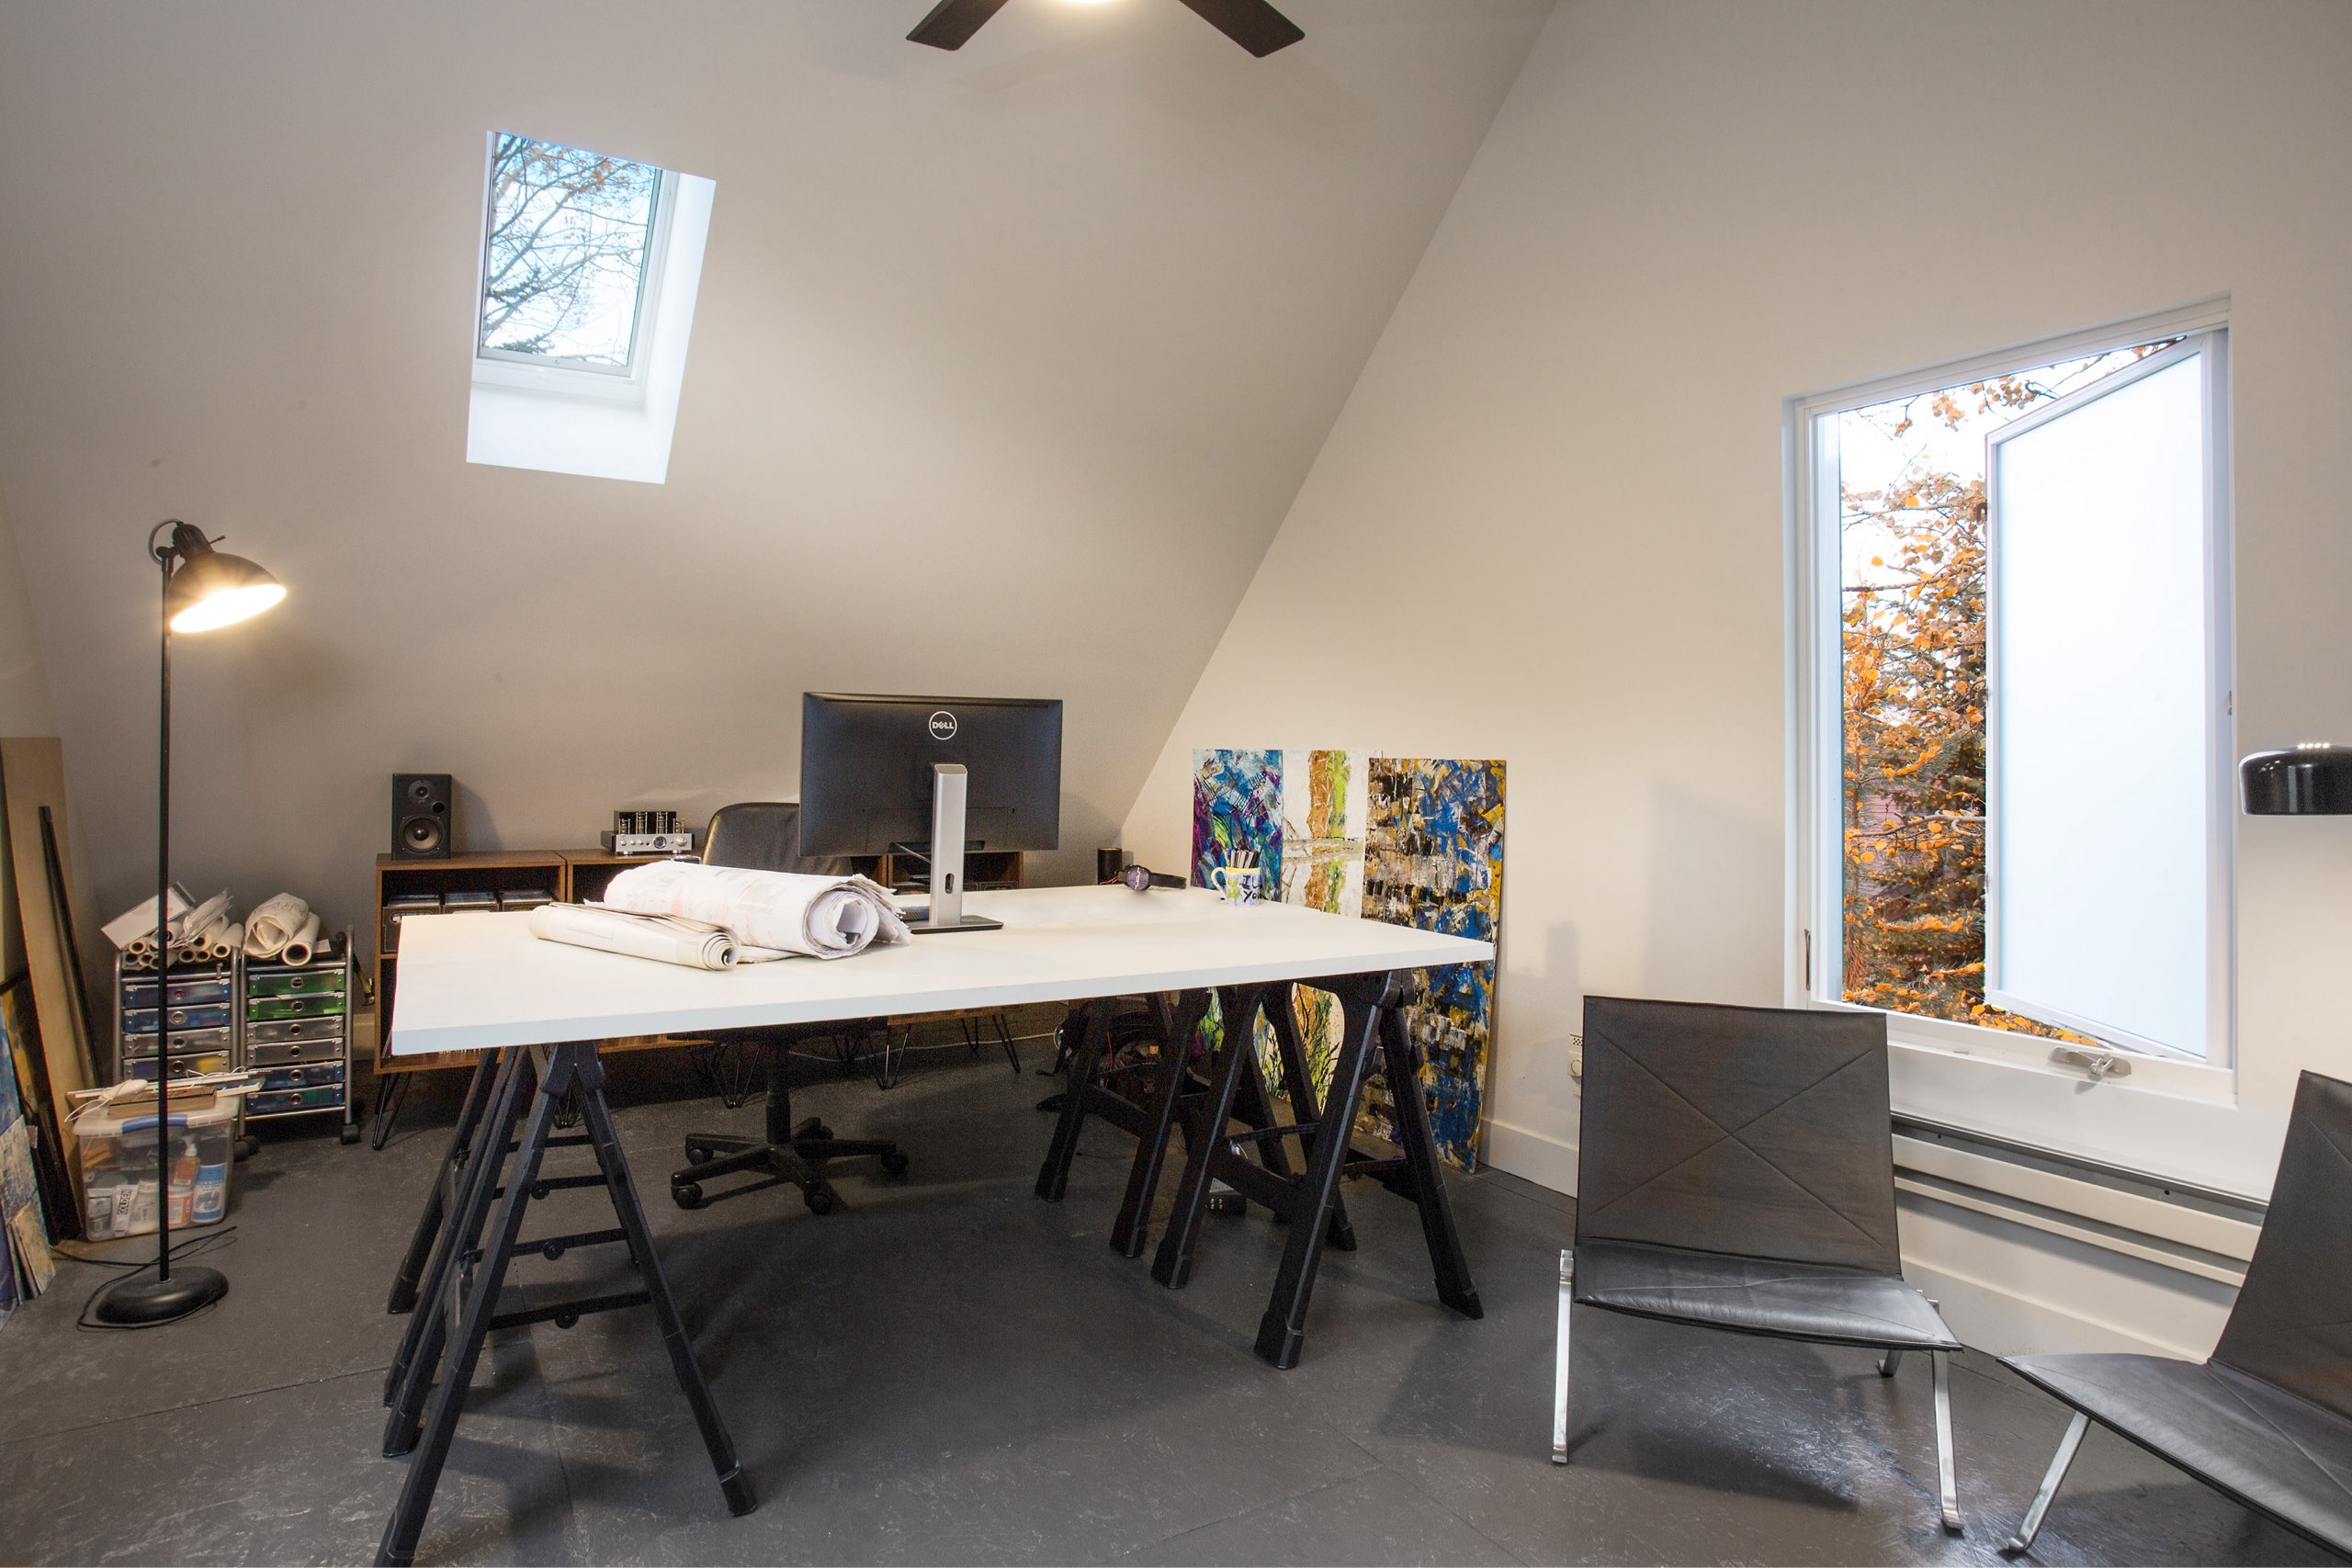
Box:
[339, 1124, 360, 1145]
[808, 1122, 833, 1141]
[881, 1151, 910, 1177]
[672, 1181, 705, 1210]
[803, 1186, 835, 1215]
[684, 1142, 714, 1165]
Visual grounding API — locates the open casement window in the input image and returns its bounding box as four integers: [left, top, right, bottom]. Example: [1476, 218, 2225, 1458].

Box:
[1787, 306, 2272, 1192]
[1984, 335, 2233, 1062]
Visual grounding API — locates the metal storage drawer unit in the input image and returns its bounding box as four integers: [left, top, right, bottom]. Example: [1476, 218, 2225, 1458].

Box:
[121, 975, 233, 1009]
[240, 937, 359, 1144]
[112, 954, 239, 1086]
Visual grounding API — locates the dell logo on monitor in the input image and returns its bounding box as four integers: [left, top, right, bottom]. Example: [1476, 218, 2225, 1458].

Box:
[928, 710, 958, 740]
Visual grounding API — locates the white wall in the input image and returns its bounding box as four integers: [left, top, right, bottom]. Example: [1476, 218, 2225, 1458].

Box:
[0, 0, 1551, 942]
[1122, 0, 2352, 1352]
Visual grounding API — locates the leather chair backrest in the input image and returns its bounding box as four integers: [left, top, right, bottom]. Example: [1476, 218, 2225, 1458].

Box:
[2212, 1070, 2352, 1420]
[1577, 996, 1901, 1275]
[702, 803, 856, 877]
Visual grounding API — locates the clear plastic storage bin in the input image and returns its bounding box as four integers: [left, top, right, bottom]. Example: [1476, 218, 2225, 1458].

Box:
[76, 1096, 237, 1240]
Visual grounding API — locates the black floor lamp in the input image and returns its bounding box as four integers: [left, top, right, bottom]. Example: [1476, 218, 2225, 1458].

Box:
[94, 520, 285, 1328]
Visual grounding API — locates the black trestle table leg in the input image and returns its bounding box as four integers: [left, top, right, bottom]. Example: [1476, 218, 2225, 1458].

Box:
[376, 1046, 566, 1568]
[1035, 998, 1110, 1201]
[1263, 983, 1356, 1250]
[384, 1045, 532, 1443]
[571, 1046, 755, 1517]
[1375, 1007, 1483, 1319]
[386, 1052, 500, 1317]
[1252, 973, 1392, 1370]
[1109, 989, 1208, 1258]
[1150, 984, 1266, 1290]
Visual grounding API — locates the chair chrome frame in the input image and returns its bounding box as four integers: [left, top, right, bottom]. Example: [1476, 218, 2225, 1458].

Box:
[1552, 1246, 1960, 1529]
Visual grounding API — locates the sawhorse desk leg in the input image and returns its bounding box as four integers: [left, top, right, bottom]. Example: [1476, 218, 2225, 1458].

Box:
[385, 1051, 501, 1318]
[375, 1043, 752, 1567]
[1251, 970, 1484, 1370]
[1035, 990, 1333, 1262]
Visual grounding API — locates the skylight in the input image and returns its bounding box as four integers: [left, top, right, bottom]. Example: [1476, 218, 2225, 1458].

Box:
[465, 132, 716, 485]
[477, 134, 667, 374]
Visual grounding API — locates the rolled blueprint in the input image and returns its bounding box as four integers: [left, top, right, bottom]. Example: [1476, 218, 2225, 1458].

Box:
[278, 911, 323, 967]
[244, 893, 311, 959]
[174, 890, 232, 945]
[103, 886, 193, 951]
[208, 921, 243, 961]
[527, 903, 741, 970]
[599, 861, 910, 960]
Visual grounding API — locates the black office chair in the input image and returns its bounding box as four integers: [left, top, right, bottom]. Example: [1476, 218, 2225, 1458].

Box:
[668, 803, 908, 1215]
[1555, 996, 1965, 1532]
[2001, 1069, 2352, 1559]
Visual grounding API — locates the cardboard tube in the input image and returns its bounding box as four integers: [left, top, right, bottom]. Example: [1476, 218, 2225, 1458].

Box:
[279, 911, 324, 967]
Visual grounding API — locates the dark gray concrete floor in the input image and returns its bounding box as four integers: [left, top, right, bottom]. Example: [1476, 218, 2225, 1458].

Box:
[0, 1040, 2334, 1567]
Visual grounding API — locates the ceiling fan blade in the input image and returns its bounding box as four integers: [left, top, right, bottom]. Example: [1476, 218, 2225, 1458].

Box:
[907, 0, 1012, 50]
[1171, 0, 1304, 56]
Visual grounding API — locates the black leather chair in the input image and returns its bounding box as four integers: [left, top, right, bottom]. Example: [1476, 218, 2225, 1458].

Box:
[2002, 1070, 2352, 1559]
[1555, 996, 1964, 1531]
[667, 803, 907, 1215]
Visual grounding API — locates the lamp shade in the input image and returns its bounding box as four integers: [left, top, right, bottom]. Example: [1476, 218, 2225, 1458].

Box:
[2240, 744, 2352, 816]
[164, 531, 284, 633]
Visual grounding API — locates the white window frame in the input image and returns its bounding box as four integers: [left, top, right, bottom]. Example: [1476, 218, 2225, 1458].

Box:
[1981, 335, 2235, 1065]
[1785, 299, 2238, 1125]
[469, 134, 678, 409]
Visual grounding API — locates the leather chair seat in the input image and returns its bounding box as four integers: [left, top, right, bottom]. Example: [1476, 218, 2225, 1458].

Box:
[1574, 1238, 1962, 1351]
[2007, 1352, 2352, 1555]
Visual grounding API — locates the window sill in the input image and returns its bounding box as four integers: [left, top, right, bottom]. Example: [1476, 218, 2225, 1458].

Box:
[1881, 1030, 2282, 1201]
[1881, 1010, 2236, 1107]
[471, 357, 650, 408]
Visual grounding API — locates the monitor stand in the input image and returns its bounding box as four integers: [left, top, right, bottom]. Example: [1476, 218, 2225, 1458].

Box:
[901, 762, 1002, 935]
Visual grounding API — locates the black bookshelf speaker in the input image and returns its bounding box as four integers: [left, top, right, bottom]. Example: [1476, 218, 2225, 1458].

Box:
[391, 773, 453, 860]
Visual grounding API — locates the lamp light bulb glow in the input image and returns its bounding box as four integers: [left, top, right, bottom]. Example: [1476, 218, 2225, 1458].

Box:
[170, 581, 286, 633]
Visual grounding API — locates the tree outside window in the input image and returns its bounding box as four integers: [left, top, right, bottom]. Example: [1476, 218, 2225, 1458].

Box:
[1837, 341, 2176, 1033]
[477, 134, 665, 369]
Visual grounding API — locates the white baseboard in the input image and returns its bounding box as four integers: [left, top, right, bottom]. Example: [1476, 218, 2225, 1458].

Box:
[1482, 1117, 1577, 1195]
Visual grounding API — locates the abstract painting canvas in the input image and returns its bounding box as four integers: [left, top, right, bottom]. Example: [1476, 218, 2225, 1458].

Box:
[0, 998, 52, 1303]
[1269, 748, 1366, 1099]
[1191, 749, 1283, 893]
[1360, 757, 1505, 1171]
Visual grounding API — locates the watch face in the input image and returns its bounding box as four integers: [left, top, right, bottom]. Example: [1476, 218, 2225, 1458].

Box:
[1120, 864, 1153, 892]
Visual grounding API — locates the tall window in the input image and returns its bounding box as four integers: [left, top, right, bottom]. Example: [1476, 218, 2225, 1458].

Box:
[1798, 316, 2233, 1065]
[476, 134, 671, 377]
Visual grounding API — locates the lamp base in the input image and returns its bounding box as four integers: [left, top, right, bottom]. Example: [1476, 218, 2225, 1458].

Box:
[93, 1265, 229, 1326]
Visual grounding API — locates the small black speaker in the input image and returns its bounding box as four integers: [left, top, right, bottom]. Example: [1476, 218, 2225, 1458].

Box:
[392, 773, 453, 860]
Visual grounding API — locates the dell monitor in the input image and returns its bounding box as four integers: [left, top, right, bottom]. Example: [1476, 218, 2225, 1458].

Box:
[798, 694, 1062, 933]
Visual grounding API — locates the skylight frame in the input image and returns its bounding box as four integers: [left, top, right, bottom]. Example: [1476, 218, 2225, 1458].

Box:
[471, 132, 679, 404]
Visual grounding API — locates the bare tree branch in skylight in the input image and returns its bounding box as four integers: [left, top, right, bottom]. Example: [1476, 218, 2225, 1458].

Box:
[478, 135, 663, 368]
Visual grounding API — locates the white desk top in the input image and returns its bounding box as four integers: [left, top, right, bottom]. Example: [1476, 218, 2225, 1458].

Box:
[386, 886, 1496, 1056]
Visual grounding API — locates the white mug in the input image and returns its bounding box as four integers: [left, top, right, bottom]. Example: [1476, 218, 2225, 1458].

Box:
[1210, 864, 1263, 905]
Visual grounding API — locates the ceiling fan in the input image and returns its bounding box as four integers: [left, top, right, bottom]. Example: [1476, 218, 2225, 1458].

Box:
[906, 0, 1305, 58]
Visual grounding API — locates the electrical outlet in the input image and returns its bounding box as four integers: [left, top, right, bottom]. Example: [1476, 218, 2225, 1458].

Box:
[1567, 1032, 1584, 1079]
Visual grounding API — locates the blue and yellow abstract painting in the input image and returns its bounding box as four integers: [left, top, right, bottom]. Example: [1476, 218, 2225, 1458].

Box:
[1191, 749, 1283, 894]
[1360, 757, 1505, 1171]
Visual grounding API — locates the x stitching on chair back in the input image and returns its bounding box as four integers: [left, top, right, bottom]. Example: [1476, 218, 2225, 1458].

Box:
[1577, 996, 1900, 1275]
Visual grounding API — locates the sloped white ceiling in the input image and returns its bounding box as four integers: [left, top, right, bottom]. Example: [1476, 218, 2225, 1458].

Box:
[0, 0, 1550, 925]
